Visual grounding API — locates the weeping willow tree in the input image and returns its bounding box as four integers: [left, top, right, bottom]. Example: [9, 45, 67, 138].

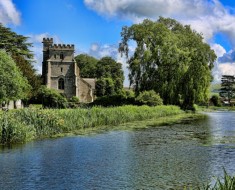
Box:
[119, 17, 216, 109]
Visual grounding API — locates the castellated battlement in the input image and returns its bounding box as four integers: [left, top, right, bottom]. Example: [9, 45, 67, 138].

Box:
[42, 38, 74, 50]
[52, 44, 74, 50]
[43, 38, 53, 43]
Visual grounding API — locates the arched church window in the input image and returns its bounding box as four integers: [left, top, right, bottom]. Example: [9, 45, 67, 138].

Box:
[60, 52, 64, 59]
[58, 78, 64, 90]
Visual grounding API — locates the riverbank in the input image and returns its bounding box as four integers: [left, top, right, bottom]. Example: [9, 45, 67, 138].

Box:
[198, 106, 235, 112]
[0, 105, 204, 145]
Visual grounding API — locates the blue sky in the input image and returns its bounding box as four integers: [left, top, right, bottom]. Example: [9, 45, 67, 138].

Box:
[1, 0, 235, 85]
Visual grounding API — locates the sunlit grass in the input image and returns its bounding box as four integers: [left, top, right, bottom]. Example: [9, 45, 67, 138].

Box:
[0, 105, 194, 145]
[202, 170, 235, 190]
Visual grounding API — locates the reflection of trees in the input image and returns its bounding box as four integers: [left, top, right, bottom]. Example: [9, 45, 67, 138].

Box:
[191, 117, 213, 145]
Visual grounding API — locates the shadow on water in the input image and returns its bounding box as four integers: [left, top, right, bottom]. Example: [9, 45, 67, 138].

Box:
[0, 112, 235, 190]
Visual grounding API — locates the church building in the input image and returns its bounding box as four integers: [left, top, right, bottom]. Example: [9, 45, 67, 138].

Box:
[42, 38, 95, 102]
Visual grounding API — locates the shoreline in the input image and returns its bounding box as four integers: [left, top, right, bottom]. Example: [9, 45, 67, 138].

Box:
[1, 105, 205, 146]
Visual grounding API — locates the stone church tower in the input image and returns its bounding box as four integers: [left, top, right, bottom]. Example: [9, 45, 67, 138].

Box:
[42, 38, 95, 102]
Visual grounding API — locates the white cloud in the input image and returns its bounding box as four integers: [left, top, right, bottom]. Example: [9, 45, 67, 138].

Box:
[212, 49, 235, 83]
[218, 63, 235, 75]
[89, 43, 118, 58]
[218, 50, 235, 63]
[0, 0, 21, 25]
[84, 0, 211, 20]
[84, 0, 235, 84]
[84, 0, 235, 47]
[211, 43, 226, 58]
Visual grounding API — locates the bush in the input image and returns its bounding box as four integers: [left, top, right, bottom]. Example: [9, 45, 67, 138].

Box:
[91, 94, 136, 107]
[37, 86, 68, 108]
[135, 90, 163, 106]
[68, 96, 80, 108]
[210, 95, 221, 107]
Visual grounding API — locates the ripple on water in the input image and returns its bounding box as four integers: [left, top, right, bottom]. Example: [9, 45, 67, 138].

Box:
[0, 112, 235, 189]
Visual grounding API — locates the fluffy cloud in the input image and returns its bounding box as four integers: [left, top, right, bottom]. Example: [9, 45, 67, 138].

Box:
[213, 62, 235, 82]
[84, 0, 235, 46]
[84, 0, 235, 84]
[0, 0, 21, 25]
[84, 0, 211, 20]
[218, 50, 235, 63]
[212, 49, 235, 82]
[211, 43, 226, 58]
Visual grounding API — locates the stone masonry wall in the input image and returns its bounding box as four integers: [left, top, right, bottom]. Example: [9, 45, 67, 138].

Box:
[78, 78, 93, 102]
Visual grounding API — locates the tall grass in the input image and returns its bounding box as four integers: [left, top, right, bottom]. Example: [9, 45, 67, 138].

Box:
[0, 105, 183, 144]
[57, 105, 183, 131]
[200, 170, 235, 190]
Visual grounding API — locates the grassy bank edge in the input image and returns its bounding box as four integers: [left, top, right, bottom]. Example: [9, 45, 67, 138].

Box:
[53, 113, 205, 137]
[198, 106, 235, 112]
[1, 105, 205, 145]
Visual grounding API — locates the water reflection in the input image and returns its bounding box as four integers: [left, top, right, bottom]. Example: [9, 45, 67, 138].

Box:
[0, 112, 235, 189]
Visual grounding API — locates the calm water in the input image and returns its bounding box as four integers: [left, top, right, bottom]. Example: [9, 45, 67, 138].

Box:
[0, 112, 235, 190]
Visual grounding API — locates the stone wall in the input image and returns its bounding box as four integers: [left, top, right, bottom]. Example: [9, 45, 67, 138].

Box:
[42, 38, 95, 102]
[78, 78, 94, 102]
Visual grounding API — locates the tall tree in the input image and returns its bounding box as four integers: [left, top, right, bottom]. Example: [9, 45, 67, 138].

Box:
[0, 50, 31, 103]
[75, 54, 98, 78]
[119, 17, 216, 109]
[219, 75, 235, 104]
[75, 54, 125, 96]
[0, 23, 41, 97]
[96, 56, 124, 96]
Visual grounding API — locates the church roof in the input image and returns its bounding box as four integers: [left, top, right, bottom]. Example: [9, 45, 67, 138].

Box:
[82, 78, 96, 89]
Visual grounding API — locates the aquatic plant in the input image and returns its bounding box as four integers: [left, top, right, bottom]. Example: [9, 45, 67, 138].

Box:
[0, 105, 184, 144]
[201, 170, 235, 190]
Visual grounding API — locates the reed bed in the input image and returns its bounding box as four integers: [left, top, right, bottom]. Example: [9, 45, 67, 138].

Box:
[57, 105, 183, 131]
[0, 105, 183, 144]
[200, 170, 235, 190]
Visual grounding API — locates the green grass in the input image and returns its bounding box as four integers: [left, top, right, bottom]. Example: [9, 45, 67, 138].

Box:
[196, 170, 235, 190]
[0, 105, 201, 145]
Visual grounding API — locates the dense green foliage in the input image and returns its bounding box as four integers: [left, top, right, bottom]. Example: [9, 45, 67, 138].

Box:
[0, 50, 31, 103]
[119, 17, 216, 109]
[210, 95, 221, 107]
[136, 90, 163, 106]
[0, 24, 41, 97]
[0, 105, 183, 144]
[92, 90, 163, 107]
[95, 77, 116, 96]
[37, 86, 68, 108]
[75, 54, 124, 97]
[0, 109, 63, 144]
[96, 56, 124, 96]
[75, 54, 98, 78]
[219, 75, 235, 104]
[91, 94, 136, 107]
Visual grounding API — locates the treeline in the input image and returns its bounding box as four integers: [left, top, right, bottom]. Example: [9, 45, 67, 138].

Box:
[0, 17, 216, 109]
[75, 55, 124, 96]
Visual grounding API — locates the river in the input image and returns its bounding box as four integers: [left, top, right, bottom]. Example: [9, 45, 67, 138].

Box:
[0, 112, 235, 190]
